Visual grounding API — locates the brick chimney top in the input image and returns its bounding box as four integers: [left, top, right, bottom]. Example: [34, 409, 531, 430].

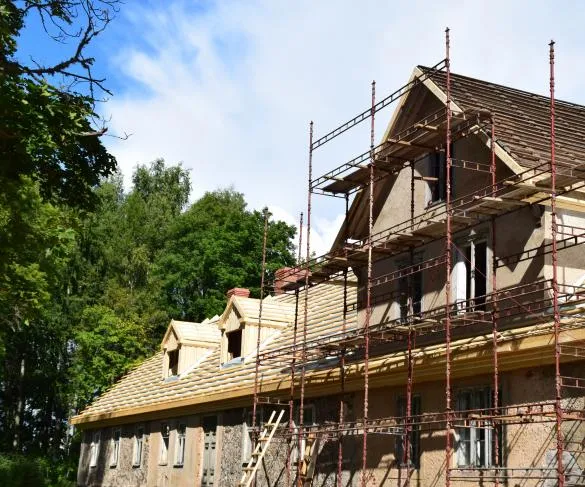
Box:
[274, 267, 310, 295]
[226, 287, 250, 299]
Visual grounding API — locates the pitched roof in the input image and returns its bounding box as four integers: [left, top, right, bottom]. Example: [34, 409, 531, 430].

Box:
[219, 295, 296, 328]
[420, 66, 585, 170]
[72, 278, 357, 425]
[161, 318, 221, 349]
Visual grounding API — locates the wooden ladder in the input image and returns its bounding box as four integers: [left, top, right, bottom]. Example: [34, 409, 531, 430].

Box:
[238, 409, 285, 487]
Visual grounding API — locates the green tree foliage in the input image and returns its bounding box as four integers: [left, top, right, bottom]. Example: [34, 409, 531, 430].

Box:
[0, 0, 119, 208]
[0, 4, 298, 485]
[70, 306, 150, 406]
[156, 189, 296, 320]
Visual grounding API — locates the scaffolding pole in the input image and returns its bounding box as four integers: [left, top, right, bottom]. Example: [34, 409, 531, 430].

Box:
[361, 79, 376, 487]
[490, 117, 501, 487]
[337, 195, 349, 487]
[251, 207, 269, 487]
[297, 122, 313, 487]
[549, 39, 565, 487]
[287, 212, 303, 487]
[444, 27, 453, 487]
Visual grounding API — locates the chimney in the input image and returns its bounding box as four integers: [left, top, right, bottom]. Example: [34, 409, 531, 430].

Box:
[274, 267, 310, 295]
[226, 287, 250, 299]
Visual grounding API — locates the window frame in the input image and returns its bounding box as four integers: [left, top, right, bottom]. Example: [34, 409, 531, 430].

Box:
[132, 425, 145, 468]
[89, 431, 100, 468]
[397, 255, 424, 322]
[167, 349, 179, 377]
[242, 410, 255, 465]
[110, 428, 121, 468]
[396, 395, 422, 469]
[428, 144, 454, 206]
[159, 423, 170, 465]
[455, 386, 501, 468]
[174, 423, 187, 467]
[226, 329, 243, 361]
[293, 404, 316, 464]
[453, 237, 489, 313]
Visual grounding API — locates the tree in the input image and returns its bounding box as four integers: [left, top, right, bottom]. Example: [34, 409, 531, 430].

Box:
[0, 0, 119, 208]
[156, 189, 297, 321]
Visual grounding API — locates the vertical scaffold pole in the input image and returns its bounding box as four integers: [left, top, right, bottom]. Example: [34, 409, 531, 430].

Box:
[251, 207, 269, 487]
[287, 212, 303, 487]
[297, 122, 313, 487]
[338, 195, 350, 487]
[361, 79, 376, 487]
[549, 40, 565, 487]
[490, 118, 500, 487]
[444, 27, 453, 487]
[404, 249, 415, 487]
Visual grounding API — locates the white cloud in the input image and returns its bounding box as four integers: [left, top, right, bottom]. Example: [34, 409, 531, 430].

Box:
[102, 0, 585, 256]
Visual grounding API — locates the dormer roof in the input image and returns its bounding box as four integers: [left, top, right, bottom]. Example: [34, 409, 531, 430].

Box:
[219, 294, 295, 330]
[161, 318, 221, 350]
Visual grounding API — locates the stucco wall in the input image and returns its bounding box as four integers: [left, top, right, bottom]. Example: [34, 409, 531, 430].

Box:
[77, 363, 584, 487]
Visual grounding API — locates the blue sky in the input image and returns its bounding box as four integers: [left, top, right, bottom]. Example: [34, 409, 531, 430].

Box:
[17, 0, 585, 254]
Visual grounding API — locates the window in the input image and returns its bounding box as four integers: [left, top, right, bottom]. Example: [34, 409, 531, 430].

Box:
[455, 387, 501, 467]
[454, 240, 488, 312]
[110, 429, 121, 467]
[175, 424, 186, 467]
[294, 405, 316, 463]
[429, 145, 454, 204]
[132, 426, 144, 467]
[396, 396, 421, 468]
[242, 410, 254, 465]
[226, 330, 242, 361]
[167, 349, 179, 377]
[160, 423, 170, 465]
[398, 261, 423, 322]
[89, 431, 100, 467]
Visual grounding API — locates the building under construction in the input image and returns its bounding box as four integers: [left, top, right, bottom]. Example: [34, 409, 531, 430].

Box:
[74, 31, 585, 487]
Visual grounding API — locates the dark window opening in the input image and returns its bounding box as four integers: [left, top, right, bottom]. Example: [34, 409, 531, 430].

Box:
[168, 350, 179, 377]
[396, 395, 421, 468]
[429, 144, 454, 204]
[227, 330, 242, 361]
[399, 266, 423, 322]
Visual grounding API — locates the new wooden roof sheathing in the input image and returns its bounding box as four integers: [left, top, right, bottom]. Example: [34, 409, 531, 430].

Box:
[72, 278, 358, 425]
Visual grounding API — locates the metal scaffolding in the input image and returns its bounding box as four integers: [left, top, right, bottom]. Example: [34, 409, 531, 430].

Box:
[249, 29, 585, 487]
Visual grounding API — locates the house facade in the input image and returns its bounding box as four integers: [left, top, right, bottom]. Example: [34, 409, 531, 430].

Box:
[73, 66, 585, 486]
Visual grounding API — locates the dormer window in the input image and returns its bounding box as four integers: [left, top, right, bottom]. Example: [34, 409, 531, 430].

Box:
[160, 319, 221, 380]
[227, 330, 242, 361]
[167, 349, 179, 377]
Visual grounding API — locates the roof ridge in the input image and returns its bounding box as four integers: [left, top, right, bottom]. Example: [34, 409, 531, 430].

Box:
[417, 65, 585, 111]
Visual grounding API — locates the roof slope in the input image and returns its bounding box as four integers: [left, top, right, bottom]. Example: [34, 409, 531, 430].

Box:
[420, 66, 585, 170]
[72, 279, 357, 424]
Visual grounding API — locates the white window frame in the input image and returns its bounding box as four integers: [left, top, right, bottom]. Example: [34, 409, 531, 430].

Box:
[453, 238, 489, 313]
[110, 429, 121, 467]
[159, 423, 170, 465]
[455, 386, 496, 468]
[132, 426, 144, 467]
[174, 423, 186, 467]
[89, 431, 100, 468]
